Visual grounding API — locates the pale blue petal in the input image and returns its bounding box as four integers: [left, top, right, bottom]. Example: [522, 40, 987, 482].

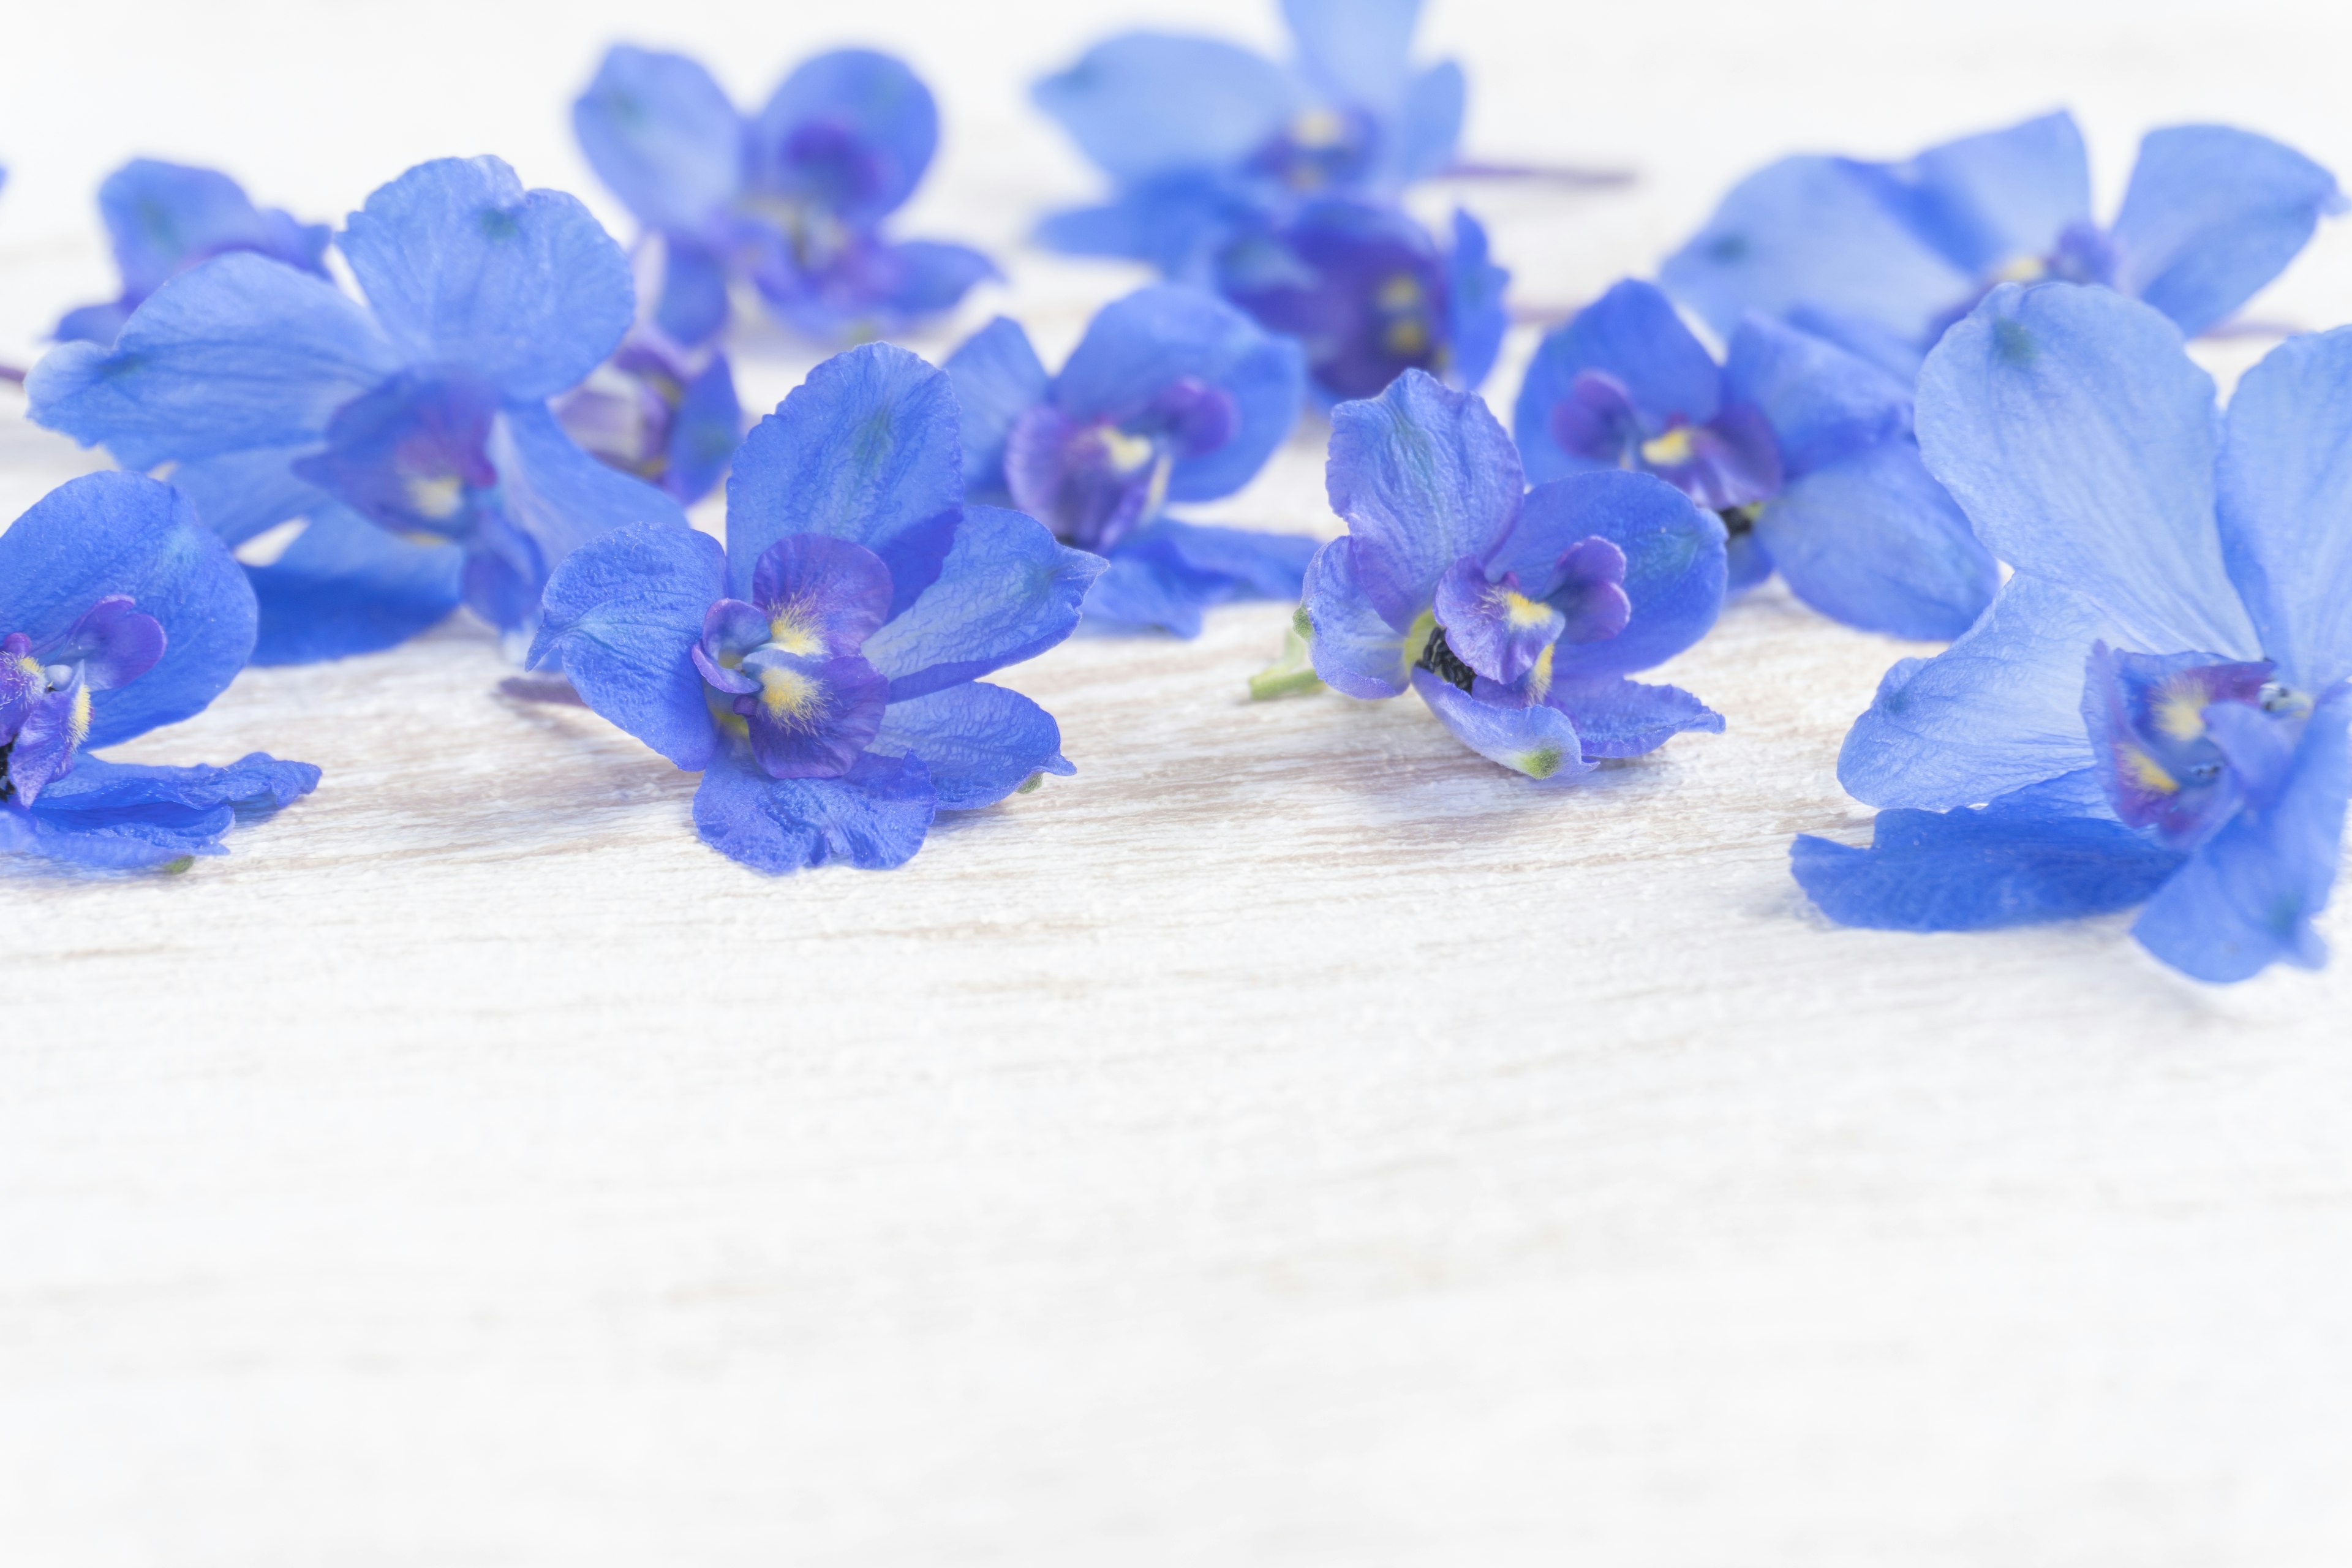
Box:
[1412, 668, 1593, 783]
[1283, 0, 1419, 107]
[20, 752, 319, 869]
[28, 252, 397, 469]
[495, 402, 692, 592]
[1902, 111, 2093, 277]
[1444, 208, 1508, 391]
[2215, 325, 2352, 690]
[752, 49, 937, 222]
[339, 157, 633, 402]
[529, 519, 726, 770]
[867, 679, 1072, 810]
[1756, 438, 1997, 640]
[1721, 312, 1912, 479]
[692, 746, 937, 872]
[247, 507, 464, 666]
[1032, 32, 1296, 184]
[573, 45, 745, 233]
[859, 505, 1103, 700]
[2111, 125, 2342, 338]
[1392, 61, 1465, 183]
[1545, 676, 1723, 759]
[168, 445, 332, 546]
[1917, 282, 2258, 656]
[1324, 368, 1521, 625]
[944, 316, 1050, 496]
[1303, 536, 1412, 697]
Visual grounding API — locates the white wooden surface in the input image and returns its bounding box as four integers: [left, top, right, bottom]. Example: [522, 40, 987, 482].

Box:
[5, 2, 2352, 1562]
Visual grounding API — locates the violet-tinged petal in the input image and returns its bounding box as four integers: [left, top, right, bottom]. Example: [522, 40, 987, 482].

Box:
[528, 520, 727, 772]
[1431, 555, 1562, 685]
[693, 598, 770, 696]
[692, 745, 936, 873]
[1411, 666, 1592, 783]
[6, 669, 89, 807]
[2081, 641, 2274, 849]
[1544, 371, 1643, 470]
[43, 597, 165, 692]
[1544, 676, 1724, 760]
[735, 649, 890, 779]
[1550, 536, 1632, 645]
[1302, 536, 1413, 698]
[749, 534, 894, 658]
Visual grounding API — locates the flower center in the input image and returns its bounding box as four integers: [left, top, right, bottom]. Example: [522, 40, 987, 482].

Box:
[0, 601, 166, 807]
[1414, 622, 1479, 694]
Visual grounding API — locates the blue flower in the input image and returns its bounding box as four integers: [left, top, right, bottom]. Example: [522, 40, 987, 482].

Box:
[1288, 369, 1727, 781]
[573, 44, 997, 349]
[944, 284, 1315, 636]
[1032, 0, 1466, 277]
[55, 159, 331, 348]
[530, 342, 1103, 873]
[1793, 283, 2352, 982]
[554, 328, 743, 506]
[1664, 112, 2342, 380]
[0, 471, 318, 870]
[1513, 279, 1997, 640]
[28, 156, 689, 666]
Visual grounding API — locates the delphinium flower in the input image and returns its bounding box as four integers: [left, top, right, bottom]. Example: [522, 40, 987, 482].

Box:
[1, 471, 318, 870]
[1664, 111, 2341, 380]
[29, 156, 688, 666]
[1513, 279, 1996, 639]
[944, 284, 1314, 635]
[1031, 0, 1510, 404]
[554, 328, 742, 507]
[1272, 369, 1727, 782]
[55, 159, 330, 347]
[573, 44, 995, 349]
[531, 342, 1102, 873]
[1792, 284, 2352, 983]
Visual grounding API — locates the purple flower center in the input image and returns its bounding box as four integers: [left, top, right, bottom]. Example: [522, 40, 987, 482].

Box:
[1548, 370, 1784, 514]
[1929, 221, 2119, 345]
[1219, 209, 1451, 400]
[1003, 377, 1240, 553]
[692, 535, 895, 780]
[295, 371, 503, 542]
[1249, 105, 1380, 194]
[0, 597, 167, 807]
[554, 338, 696, 483]
[2085, 643, 2303, 850]
[1422, 535, 1634, 704]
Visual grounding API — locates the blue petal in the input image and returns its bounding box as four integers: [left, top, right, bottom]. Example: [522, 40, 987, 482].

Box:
[97, 159, 330, 301]
[2216, 325, 2352, 690]
[1839, 573, 2122, 810]
[1917, 282, 2258, 657]
[876, 241, 997, 322]
[167, 445, 333, 546]
[1444, 208, 1509, 391]
[1303, 536, 1412, 695]
[2132, 684, 2352, 981]
[1282, 0, 1420, 108]
[490, 403, 691, 629]
[663, 352, 743, 507]
[18, 750, 320, 869]
[944, 316, 1050, 496]
[0, 472, 253, 748]
[1659, 154, 1972, 352]
[1032, 33, 1296, 184]
[529, 519, 726, 771]
[338, 157, 633, 402]
[1514, 279, 1723, 484]
[859, 505, 1103, 700]
[1721, 312, 1912, 479]
[1411, 668, 1593, 783]
[654, 234, 731, 348]
[54, 300, 134, 347]
[572, 45, 744, 233]
[727, 344, 965, 616]
[1546, 676, 1723, 759]
[1052, 284, 1305, 502]
[1033, 173, 1265, 278]
[867, 679, 1072, 810]
[751, 49, 937, 223]
[1792, 801, 2185, 933]
[1496, 470, 1725, 680]
[1756, 438, 1997, 640]
[2110, 125, 2342, 338]
[1900, 111, 2093, 277]
[1393, 61, 1466, 183]
[28, 252, 397, 469]
[1132, 518, 1318, 599]
[691, 745, 937, 872]
[1325, 368, 1521, 625]
[247, 506, 464, 666]
[1080, 550, 1211, 636]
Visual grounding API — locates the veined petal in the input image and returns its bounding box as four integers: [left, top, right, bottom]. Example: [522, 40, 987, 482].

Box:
[246, 507, 465, 666]
[1917, 282, 2258, 657]
[1412, 667, 1593, 783]
[339, 156, 633, 402]
[1125, 518, 1318, 601]
[1839, 573, 2122, 810]
[945, 317, 1051, 496]
[727, 344, 965, 616]
[2110, 125, 2342, 338]
[491, 403, 691, 628]
[1325, 368, 1522, 625]
[2214, 325, 2352, 691]
[1756, 437, 1997, 641]
[167, 445, 333, 547]
[859, 506, 1102, 700]
[692, 745, 936, 872]
[573, 45, 744, 233]
[1901, 110, 2094, 278]
[17, 751, 320, 869]
[750, 533, 893, 657]
[1502, 470, 1725, 680]
[530, 519, 728, 770]
[1303, 536, 1412, 697]
[97, 159, 331, 300]
[867, 679, 1072, 810]
[1721, 312, 1912, 480]
[2132, 684, 2352, 981]
[28, 252, 398, 469]
[751, 49, 938, 223]
[1514, 280, 1724, 484]
[1032, 32, 1297, 184]
[1660, 154, 1973, 352]
[0, 472, 252, 750]
[1545, 675, 1723, 760]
